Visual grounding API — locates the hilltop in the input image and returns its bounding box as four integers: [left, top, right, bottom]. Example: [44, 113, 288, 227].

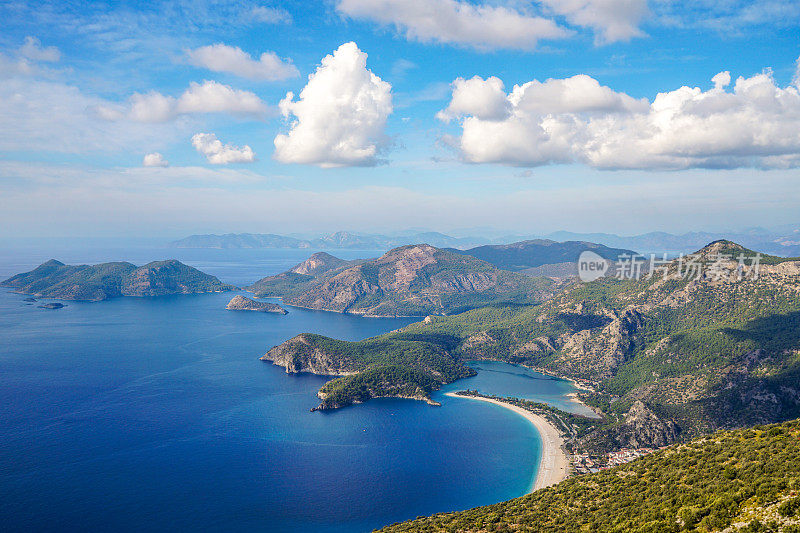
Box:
[378, 420, 800, 532]
[263, 241, 800, 445]
[1, 259, 235, 301]
[248, 245, 558, 317]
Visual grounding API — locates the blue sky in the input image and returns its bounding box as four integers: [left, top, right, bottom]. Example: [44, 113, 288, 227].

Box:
[1, 0, 799, 239]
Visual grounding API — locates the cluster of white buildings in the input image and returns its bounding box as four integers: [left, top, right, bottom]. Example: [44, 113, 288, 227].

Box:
[572, 448, 656, 474]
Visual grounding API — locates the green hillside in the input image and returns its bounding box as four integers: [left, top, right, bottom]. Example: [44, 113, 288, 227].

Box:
[378, 420, 800, 533]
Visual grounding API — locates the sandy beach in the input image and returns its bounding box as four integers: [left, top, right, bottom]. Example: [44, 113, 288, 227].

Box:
[444, 392, 569, 492]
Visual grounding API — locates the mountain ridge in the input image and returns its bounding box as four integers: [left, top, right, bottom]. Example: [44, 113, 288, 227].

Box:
[248, 244, 559, 317]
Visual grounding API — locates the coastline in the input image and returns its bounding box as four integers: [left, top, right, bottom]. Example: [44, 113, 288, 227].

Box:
[444, 392, 569, 493]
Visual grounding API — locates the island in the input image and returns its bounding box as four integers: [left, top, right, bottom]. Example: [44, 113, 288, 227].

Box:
[226, 295, 287, 314]
[248, 244, 559, 317]
[1, 259, 236, 301]
[37, 302, 66, 309]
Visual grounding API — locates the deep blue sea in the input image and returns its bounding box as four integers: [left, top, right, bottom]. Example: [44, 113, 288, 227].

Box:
[0, 246, 584, 532]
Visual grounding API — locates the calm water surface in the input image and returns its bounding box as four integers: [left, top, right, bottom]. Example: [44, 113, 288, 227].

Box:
[0, 247, 583, 532]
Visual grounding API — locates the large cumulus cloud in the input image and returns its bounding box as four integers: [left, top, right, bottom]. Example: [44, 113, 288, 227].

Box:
[440, 68, 800, 170]
[273, 42, 392, 167]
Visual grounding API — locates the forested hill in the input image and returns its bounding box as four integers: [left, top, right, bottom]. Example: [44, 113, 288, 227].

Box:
[378, 420, 800, 533]
[1, 259, 235, 300]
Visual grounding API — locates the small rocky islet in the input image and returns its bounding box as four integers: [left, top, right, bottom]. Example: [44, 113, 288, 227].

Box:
[38, 302, 66, 309]
[225, 295, 287, 314]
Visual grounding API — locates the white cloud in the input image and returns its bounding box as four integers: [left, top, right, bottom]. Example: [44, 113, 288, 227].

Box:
[0, 36, 61, 78]
[187, 43, 298, 81]
[176, 80, 268, 116]
[437, 76, 510, 121]
[273, 42, 392, 167]
[336, 0, 570, 51]
[540, 0, 648, 44]
[250, 6, 293, 24]
[98, 80, 268, 123]
[794, 56, 800, 88]
[143, 152, 169, 167]
[18, 36, 61, 62]
[128, 91, 176, 122]
[654, 0, 800, 32]
[192, 133, 256, 164]
[0, 78, 183, 153]
[440, 69, 800, 170]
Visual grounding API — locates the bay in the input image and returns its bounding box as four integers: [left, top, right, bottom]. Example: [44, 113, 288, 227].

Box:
[0, 246, 583, 532]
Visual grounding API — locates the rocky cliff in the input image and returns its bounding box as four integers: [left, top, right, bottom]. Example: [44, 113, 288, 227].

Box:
[261, 334, 360, 374]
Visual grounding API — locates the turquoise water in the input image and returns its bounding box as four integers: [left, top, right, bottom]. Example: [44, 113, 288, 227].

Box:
[441, 361, 597, 417]
[0, 247, 582, 532]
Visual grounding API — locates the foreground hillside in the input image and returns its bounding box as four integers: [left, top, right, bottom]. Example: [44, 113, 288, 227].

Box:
[1, 259, 235, 300]
[378, 420, 800, 533]
[264, 241, 800, 445]
[249, 245, 558, 317]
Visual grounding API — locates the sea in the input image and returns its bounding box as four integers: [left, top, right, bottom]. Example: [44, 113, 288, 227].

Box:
[0, 244, 588, 532]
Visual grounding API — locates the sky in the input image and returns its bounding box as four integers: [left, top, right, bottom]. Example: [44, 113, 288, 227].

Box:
[1, 0, 799, 239]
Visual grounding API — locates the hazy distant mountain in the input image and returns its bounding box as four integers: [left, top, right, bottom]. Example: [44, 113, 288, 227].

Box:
[542, 229, 800, 256]
[170, 231, 489, 250]
[451, 239, 637, 273]
[168, 227, 800, 257]
[169, 233, 312, 249]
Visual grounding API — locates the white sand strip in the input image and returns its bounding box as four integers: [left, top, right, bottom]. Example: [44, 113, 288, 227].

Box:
[444, 392, 569, 492]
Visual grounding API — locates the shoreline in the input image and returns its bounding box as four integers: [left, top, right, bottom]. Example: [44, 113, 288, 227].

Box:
[444, 392, 569, 493]
[465, 360, 601, 420]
